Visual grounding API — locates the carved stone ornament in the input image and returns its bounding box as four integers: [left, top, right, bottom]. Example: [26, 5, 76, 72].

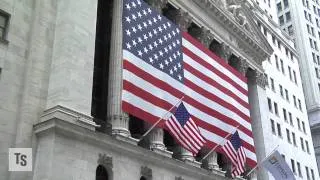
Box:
[253, 71, 267, 89]
[238, 58, 249, 76]
[220, 43, 232, 62]
[141, 166, 152, 179]
[174, 9, 193, 32]
[199, 27, 215, 48]
[226, 1, 253, 33]
[175, 176, 184, 180]
[145, 0, 168, 12]
[98, 153, 113, 168]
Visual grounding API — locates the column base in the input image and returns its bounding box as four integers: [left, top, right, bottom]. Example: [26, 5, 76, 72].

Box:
[113, 133, 139, 145]
[151, 148, 173, 158]
[184, 159, 201, 168]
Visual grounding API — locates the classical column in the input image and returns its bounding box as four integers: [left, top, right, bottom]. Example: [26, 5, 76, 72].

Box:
[107, 0, 130, 137]
[148, 128, 166, 150]
[176, 146, 195, 161]
[206, 151, 219, 171]
[238, 58, 249, 76]
[247, 69, 268, 179]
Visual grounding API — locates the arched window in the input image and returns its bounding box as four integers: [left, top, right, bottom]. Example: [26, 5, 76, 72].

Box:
[96, 165, 108, 180]
[140, 176, 147, 180]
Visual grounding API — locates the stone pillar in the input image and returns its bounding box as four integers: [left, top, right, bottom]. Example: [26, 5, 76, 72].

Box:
[107, 0, 130, 137]
[46, 0, 97, 116]
[148, 128, 166, 150]
[247, 69, 269, 180]
[206, 151, 219, 171]
[170, 9, 193, 32]
[238, 58, 249, 76]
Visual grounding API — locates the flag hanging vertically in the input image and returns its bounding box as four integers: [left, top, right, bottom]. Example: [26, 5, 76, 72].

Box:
[222, 131, 247, 177]
[262, 150, 296, 180]
[121, 0, 257, 166]
[165, 102, 206, 155]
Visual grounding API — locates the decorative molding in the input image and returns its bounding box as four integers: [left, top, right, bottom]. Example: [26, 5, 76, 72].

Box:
[141, 166, 152, 179]
[145, 0, 168, 12]
[252, 70, 267, 89]
[174, 9, 193, 32]
[40, 105, 99, 131]
[175, 176, 184, 180]
[98, 153, 113, 169]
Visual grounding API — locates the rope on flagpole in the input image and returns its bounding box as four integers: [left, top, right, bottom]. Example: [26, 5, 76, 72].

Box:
[245, 144, 280, 177]
[138, 96, 185, 142]
[200, 124, 241, 162]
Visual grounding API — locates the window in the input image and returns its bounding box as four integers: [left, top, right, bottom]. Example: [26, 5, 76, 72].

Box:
[280, 59, 285, 74]
[289, 112, 293, 125]
[301, 137, 305, 151]
[271, 119, 276, 134]
[306, 140, 310, 153]
[306, 166, 310, 180]
[274, 102, 279, 115]
[302, 121, 306, 133]
[298, 99, 302, 110]
[280, 85, 284, 97]
[275, 55, 279, 69]
[313, 52, 316, 63]
[277, 2, 282, 11]
[281, 154, 286, 160]
[311, 27, 315, 36]
[293, 70, 297, 84]
[309, 14, 313, 23]
[285, 12, 291, 21]
[286, 129, 291, 142]
[293, 95, 297, 107]
[297, 162, 302, 177]
[310, 38, 314, 48]
[277, 123, 282, 137]
[291, 159, 296, 173]
[292, 132, 296, 146]
[288, 66, 292, 80]
[268, 98, 273, 112]
[284, 0, 289, 8]
[0, 10, 9, 42]
[288, 25, 294, 35]
[311, 169, 315, 180]
[278, 40, 281, 50]
[305, 10, 309, 20]
[272, 35, 276, 44]
[316, 67, 319, 78]
[315, 41, 318, 50]
[96, 165, 109, 180]
[297, 118, 301, 130]
[271, 78, 275, 91]
[283, 108, 287, 121]
[285, 89, 289, 101]
[264, 27, 267, 36]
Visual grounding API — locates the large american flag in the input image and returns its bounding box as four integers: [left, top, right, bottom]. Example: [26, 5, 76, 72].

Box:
[222, 131, 247, 177]
[165, 102, 206, 155]
[121, 0, 257, 167]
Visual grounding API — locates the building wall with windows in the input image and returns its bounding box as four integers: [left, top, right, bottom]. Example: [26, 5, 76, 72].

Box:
[254, 3, 319, 179]
[273, 0, 320, 172]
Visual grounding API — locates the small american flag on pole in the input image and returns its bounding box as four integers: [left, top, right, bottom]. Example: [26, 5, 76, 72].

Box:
[121, 0, 257, 166]
[165, 102, 206, 155]
[222, 131, 246, 177]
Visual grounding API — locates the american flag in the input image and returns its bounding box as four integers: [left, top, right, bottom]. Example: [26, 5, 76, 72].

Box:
[121, 0, 257, 167]
[165, 102, 206, 155]
[222, 131, 246, 177]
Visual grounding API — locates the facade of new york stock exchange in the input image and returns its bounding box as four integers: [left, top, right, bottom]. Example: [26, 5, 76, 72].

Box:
[0, 0, 276, 180]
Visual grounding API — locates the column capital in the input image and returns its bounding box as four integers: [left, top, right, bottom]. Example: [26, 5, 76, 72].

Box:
[220, 43, 232, 62]
[198, 27, 215, 48]
[251, 70, 267, 89]
[145, 0, 168, 12]
[238, 58, 249, 76]
[174, 9, 193, 32]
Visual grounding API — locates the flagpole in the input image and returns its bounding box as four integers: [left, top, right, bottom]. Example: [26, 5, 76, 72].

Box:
[245, 145, 280, 177]
[201, 124, 241, 162]
[138, 96, 185, 142]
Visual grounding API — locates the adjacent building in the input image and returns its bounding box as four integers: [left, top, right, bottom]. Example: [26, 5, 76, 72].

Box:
[254, 1, 319, 179]
[273, 0, 320, 170]
[0, 0, 318, 179]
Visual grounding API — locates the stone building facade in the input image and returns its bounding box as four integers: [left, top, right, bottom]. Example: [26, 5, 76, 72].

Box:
[1, 0, 306, 179]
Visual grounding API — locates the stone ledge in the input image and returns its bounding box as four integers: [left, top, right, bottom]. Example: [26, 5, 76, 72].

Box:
[151, 148, 173, 158]
[34, 115, 246, 180]
[39, 105, 99, 131]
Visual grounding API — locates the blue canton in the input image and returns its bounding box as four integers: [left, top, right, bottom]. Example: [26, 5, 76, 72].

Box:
[230, 131, 242, 151]
[174, 103, 190, 127]
[122, 0, 184, 82]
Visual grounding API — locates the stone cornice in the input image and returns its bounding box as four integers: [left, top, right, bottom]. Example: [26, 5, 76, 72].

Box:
[34, 109, 245, 180]
[169, 0, 273, 72]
